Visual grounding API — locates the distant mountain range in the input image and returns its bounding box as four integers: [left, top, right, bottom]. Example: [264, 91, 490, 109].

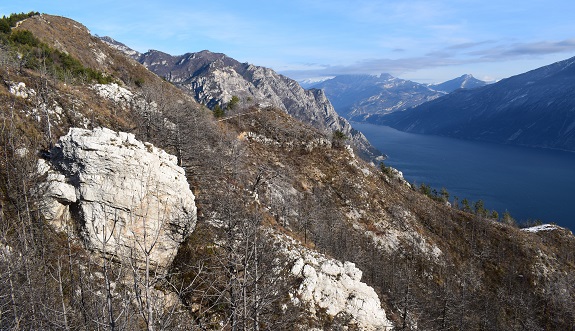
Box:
[428, 74, 489, 93]
[298, 77, 335, 89]
[371, 56, 575, 151]
[309, 74, 488, 120]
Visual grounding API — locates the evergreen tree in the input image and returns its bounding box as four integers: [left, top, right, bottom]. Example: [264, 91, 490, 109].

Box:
[226, 95, 240, 111]
[331, 130, 348, 149]
[501, 210, 516, 226]
[440, 187, 450, 202]
[474, 200, 487, 217]
[0, 19, 10, 34]
[213, 104, 225, 118]
[461, 199, 471, 212]
[491, 210, 499, 220]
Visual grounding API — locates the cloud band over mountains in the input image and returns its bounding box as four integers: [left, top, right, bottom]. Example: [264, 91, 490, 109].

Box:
[280, 38, 575, 81]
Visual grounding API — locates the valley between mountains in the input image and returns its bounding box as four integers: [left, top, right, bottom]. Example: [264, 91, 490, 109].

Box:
[0, 13, 574, 330]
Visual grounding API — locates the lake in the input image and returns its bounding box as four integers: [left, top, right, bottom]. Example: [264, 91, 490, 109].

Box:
[353, 122, 575, 230]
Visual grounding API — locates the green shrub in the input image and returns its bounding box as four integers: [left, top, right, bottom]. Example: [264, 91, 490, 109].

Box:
[213, 104, 225, 118]
[5, 28, 114, 84]
[0, 19, 10, 34]
[379, 161, 392, 175]
[331, 130, 348, 149]
[0, 12, 40, 33]
[7, 12, 39, 27]
[419, 183, 431, 196]
[0, 12, 40, 35]
[10, 30, 39, 46]
[134, 78, 145, 87]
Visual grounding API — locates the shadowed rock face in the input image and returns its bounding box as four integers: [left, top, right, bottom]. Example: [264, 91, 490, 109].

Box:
[40, 127, 197, 269]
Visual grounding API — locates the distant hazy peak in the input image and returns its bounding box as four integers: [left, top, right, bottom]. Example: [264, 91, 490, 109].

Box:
[375, 54, 575, 151]
[99, 36, 141, 57]
[311, 73, 444, 118]
[429, 74, 488, 93]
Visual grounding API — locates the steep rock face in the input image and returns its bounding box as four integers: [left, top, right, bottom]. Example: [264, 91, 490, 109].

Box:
[40, 127, 197, 269]
[270, 231, 393, 330]
[129, 49, 381, 160]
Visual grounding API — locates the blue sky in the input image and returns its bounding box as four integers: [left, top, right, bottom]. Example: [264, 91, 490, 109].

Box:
[2, 0, 575, 83]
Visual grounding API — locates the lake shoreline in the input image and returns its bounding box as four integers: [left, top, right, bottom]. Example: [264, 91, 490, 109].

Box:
[353, 122, 575, 230]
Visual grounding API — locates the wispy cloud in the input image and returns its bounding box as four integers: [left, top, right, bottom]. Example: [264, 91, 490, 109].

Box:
[6, 0, 574, 83]
[280, 38, 575, 80]
[472, 39, 575, 59]
[446, 40, 497, 50]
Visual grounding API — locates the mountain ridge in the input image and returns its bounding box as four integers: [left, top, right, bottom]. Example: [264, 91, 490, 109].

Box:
[310, 73, 487, 122]
[372, 55, 575, 151]
[103, 37, 382, 161]
[311, 73, 445, 119]
[428, 74, 488, 93]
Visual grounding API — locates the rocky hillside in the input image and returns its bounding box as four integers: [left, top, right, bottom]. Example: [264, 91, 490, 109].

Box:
[104, 40, 381, 161]
[1, 13, 575, 331]
[373, 56, 575, 151]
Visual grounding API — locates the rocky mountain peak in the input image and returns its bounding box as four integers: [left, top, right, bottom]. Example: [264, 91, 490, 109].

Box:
[99, 37, 376, 158]
[133, 49, 382, 160]
[313, 73, 445, 119]
[99, 35, 142, 57]
[429, 74, 488, 93]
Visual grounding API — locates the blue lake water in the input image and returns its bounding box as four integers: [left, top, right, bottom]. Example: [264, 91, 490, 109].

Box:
[353, 122, 575, 230]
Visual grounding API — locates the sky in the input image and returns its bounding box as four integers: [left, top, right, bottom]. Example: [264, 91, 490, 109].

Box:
[2, 0, 575, 84]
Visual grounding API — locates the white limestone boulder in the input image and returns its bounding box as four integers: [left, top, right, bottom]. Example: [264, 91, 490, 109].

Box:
[40, 127, 197, 269]
[290, 251, 393, 330]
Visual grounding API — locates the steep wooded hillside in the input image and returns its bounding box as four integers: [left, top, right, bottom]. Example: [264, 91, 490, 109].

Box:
[0, 13, 574, 331]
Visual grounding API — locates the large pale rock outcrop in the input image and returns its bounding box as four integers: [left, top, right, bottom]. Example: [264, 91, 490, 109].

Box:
[40, 127, 196, 269]
[273, 232, 393, 330]
[290, 255, 393, 330]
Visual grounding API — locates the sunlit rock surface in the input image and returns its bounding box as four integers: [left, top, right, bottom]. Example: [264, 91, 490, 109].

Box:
[40, 127, 197, 269]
